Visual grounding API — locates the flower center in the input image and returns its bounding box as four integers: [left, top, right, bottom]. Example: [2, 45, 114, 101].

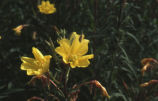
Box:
[68, 55, 77, 63]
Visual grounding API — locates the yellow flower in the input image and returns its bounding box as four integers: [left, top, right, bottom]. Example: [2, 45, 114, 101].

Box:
[38, 1, 56, 14]
[20, 47, 52, 76]
[13, 25, 23, 36]
[55, 32, 94, 68]
[13, 24, 29, 36]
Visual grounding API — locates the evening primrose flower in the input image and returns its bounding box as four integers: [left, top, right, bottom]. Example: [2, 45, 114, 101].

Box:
[38, 1, 56, 14]
[13, 24, 29, 36]
[20, 47, 52, 76]
[55, 32, 94, 68]
[13, 25, 23, 36]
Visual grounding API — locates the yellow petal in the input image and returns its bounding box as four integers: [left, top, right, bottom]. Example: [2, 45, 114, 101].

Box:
[24, 64, 47, 76]
[21, 63, 37, 70]
[45, 1, 50, 6]
[41, 1, 46, 6]
[44, 55, 52, 60]
[55, 38, 70, 58]
[76, 38, 89, 56]
[70, 61, 77, 68]
[21, 57, 35, 63]
[34, 69, 43, 75]
[26, 68, 44, 76]
[63, 56, 69, 64]
[77, 54, 94, 67]
[70, 32, 89, 55]
[43, 55, 52, 71]
[48, 7, 56, 14]
[32, 47, 44, 61]
[27, 69, 36, 75]
[70, 32, 81, 54]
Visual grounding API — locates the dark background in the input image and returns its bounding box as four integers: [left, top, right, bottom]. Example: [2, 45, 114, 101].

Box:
[1, 0, 158, 101]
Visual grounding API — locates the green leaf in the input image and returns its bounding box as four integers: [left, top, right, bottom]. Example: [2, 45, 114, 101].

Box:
[126, 32, 142, 48]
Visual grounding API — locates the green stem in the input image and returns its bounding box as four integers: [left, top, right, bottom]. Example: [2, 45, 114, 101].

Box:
[65, 67, 71, 100]
[49, 79, 65, 97]
[66, 67, 71, 84]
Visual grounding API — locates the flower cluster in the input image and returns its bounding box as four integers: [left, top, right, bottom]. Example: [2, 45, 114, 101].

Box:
[20, 32, 94, 75]
[18, 1, 110, 99]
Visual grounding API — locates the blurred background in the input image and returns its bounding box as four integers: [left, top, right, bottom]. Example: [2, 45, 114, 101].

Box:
[1, 0, 158, 101]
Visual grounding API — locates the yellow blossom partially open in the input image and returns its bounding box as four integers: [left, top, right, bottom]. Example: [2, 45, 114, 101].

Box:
[13, 24, 29, 36]
[38, 1, 56, 14]
[55, 32, 94, 68]
[13, 25, 23, 36]
[20, 47, 52, 76]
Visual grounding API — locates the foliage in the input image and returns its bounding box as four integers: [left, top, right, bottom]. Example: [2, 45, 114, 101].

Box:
[1, 0, 158, 101]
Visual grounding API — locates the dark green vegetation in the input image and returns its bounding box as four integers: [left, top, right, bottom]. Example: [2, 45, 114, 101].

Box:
[1, 0, 158, 101]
